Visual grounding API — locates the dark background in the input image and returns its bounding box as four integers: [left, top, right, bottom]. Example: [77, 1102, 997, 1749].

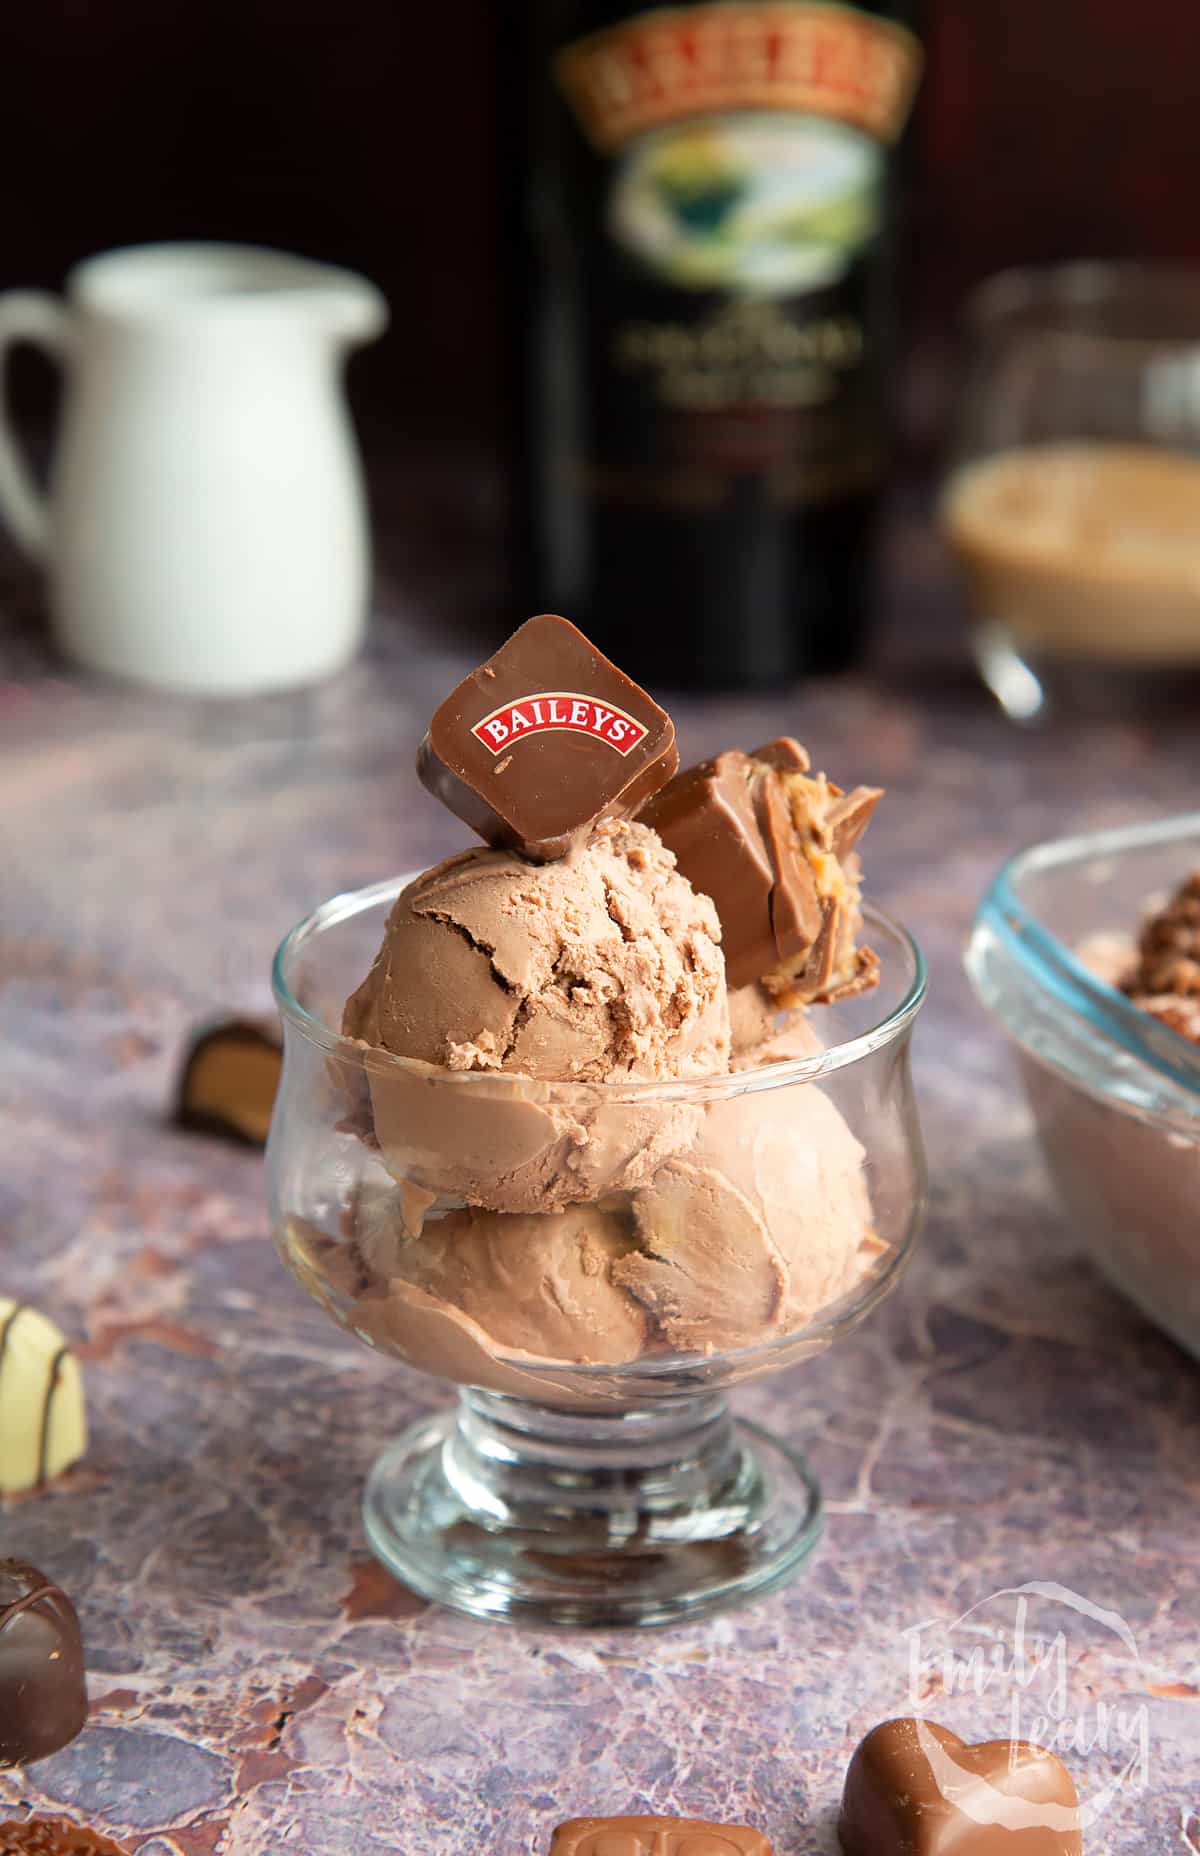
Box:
[3, 0, 1198, 582]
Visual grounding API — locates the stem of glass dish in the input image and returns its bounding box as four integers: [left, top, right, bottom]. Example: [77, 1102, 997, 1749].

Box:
[362, 1389, 823, 1624]
[444, 1389, 753, 1540]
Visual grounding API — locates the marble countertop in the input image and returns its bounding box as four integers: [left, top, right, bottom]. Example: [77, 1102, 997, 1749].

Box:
[1, 518, 1198, 1855]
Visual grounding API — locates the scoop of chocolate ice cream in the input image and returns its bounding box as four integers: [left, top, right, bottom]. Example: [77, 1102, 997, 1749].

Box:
[728, 984, 823, 1069]
[616, 1083, 877, 1351]
[342, 818, 730, 1214]
[344, 817, 729, 1081]
[351, 1194, 649, 1365]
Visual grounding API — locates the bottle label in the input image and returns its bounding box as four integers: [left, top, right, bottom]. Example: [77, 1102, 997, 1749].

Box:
[556, 3, 920, 152]
[550, 3, 922, 508]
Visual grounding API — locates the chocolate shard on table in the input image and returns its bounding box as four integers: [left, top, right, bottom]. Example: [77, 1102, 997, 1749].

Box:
[417, 613, 679, 860]
[0, 1299, 87, 1495]
[839, 1718, 1082, 1856]
[0, 1561, 89, 1767]
[174, 1015, 283, 1146]
[641, 736, 882, 1001]
[551, 1816, 774, 1856]
[0, 1825, 128, 1855]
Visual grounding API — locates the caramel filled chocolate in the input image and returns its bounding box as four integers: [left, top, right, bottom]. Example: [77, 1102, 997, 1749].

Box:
[642, 738, 881, 1000]
[174, 1016, 282, 1146]
[839, 1718, 1082, 1855]
[418, 614, 678, 859]
[0, 1561, 89, 1768]
[551, 1816, 774, 1856]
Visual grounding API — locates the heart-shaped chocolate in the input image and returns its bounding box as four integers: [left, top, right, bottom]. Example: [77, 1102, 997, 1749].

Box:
[839, 1718, 1081, 1855]
[0, 1561, 88, 1767]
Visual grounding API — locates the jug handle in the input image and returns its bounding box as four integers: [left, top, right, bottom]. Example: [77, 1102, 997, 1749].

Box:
[0, 291, 72, 561]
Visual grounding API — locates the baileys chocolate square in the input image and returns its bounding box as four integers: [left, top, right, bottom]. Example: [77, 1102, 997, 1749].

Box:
[417, 614, 678, 860]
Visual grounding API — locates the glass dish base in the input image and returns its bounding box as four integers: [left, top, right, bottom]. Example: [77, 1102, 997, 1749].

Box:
[362, 1389, 822, 1629]
[972, 623, 1200, 723]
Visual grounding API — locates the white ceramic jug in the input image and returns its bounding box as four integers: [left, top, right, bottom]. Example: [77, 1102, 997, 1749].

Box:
[0, 243, 388, 694]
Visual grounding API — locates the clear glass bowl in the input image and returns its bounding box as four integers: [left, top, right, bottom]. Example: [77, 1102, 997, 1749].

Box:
[940, 263, 1200, 721]
[267, 877, 927, 1628]
[966, 812, 1200, 1360]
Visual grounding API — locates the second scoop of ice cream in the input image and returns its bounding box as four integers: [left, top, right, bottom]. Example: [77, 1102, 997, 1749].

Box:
[335, 1073, 878, 1376]
[616, 1081, 877, 1351]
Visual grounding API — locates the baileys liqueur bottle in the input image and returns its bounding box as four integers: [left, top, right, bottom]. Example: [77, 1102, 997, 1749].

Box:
[517, 1, 922, 687]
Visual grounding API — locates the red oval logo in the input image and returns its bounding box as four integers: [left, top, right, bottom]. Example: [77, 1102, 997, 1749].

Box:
[470, 692, 650, 757]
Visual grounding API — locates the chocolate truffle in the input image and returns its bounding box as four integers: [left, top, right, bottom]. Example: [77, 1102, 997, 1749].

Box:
[0, 1561, 88, 1767]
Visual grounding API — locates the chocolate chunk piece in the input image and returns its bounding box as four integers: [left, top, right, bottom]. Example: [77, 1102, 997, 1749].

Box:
[641, 737, 881, 1001]
[839, 1718, 1081, 1855]
[0, 1826, 127, 1855]
[1115, 869, 1200, 1047]
[418, 614, 678, 859]
[175, 1016, 282, 1146]
[0, 1562, 89, 1767]
[0, 1300, 87, 1495]
[646, 751, 779, 985]
[551, 1817, 774, 1855]
[1125, 867, 1200, 997]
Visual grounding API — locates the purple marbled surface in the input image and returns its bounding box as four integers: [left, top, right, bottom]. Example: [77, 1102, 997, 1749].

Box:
[1, 518, 1199, 1855]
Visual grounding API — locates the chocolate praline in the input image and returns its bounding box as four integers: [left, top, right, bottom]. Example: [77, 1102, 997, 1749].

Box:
[0, 1560, 88, 1767]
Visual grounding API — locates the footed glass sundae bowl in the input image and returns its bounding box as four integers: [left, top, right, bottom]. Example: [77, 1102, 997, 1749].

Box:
[267, 877, 927, 1629]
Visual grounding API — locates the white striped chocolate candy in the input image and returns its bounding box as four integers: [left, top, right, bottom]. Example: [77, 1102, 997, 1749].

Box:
[0, 1299, 87, 1495]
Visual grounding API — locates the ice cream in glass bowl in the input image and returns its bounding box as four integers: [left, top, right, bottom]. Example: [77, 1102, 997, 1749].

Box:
[266, 617, 927, 1627]
[967, 812, 1200, 1362]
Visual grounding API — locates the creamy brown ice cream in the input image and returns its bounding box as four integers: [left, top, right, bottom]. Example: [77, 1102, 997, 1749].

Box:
[728, 984, 823, 1069]
[345, 817, 728, 1080]
[319, 1070, 880, 1380]
[616, 1084, 877, 1351]
[342, 817, 729, 1215]
[359, 1056, 709, 1219]
[1019, 875, 1200, 1362]
[352, 1194, 648, 1363]
[334, 811, 883, 1357]
[323, 621, 892, 1377]
[1018, 1053, 1200, 1356]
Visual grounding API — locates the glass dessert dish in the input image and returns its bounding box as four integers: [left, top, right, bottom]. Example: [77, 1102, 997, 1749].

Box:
[966, 811, 1200, 1362]
[268, 877, 926, 1629]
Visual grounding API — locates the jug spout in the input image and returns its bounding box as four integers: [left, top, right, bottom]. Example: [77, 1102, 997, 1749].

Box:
[316, 275, 389, 347]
